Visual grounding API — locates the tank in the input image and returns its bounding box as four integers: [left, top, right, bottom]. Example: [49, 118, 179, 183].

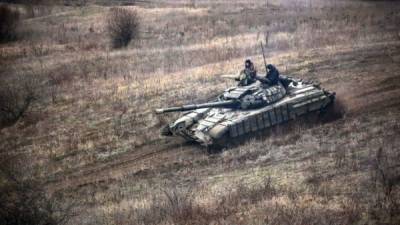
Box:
[155, 76, 335, 147]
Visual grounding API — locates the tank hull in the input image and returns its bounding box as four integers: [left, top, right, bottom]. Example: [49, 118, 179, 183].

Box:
[164, 81, 335, 146]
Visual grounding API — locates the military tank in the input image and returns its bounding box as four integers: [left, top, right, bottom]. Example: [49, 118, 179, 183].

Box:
[155, 76, 335, 147]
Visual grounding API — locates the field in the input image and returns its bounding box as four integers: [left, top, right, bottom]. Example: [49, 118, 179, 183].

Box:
[1, 0, 400, 224]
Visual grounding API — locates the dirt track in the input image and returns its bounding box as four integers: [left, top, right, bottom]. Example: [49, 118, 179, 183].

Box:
[47, 40, 400, 193]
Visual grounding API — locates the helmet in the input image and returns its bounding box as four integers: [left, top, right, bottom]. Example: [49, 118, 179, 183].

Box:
[245, 59, 253, 69]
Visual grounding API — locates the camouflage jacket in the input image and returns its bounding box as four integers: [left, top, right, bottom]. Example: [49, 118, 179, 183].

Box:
[236, 68, 257, 86]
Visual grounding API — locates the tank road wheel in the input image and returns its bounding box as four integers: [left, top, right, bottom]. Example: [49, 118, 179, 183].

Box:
[206, 145, 225, 154]
[205, 139, 226, 154]
[206, 146, 215, 154]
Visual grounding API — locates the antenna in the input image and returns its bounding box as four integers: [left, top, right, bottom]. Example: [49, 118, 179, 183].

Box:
[260, 41, 268, 73]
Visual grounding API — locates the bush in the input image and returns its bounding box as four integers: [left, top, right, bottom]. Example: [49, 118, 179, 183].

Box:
[0, 154, 75, 225]
[107, 7, 139, 49]
[0, 72, 39, 127]
[0, 177, 58, 225]
[0, 5, 20, 43]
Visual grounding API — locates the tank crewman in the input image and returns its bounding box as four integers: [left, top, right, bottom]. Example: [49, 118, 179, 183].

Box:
[264, 64, 280, 86]
[236, 59, 258, 86]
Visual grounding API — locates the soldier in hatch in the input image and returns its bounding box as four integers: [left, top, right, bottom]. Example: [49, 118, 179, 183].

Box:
[245, 64, 280, 86]
[235, 59, 281, 87]
[236, 59, 257, 86]
[264, 64, 280, 85]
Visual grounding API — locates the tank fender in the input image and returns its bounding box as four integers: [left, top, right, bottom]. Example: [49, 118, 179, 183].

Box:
[208, 124, 229, 139]
[170, 109, 210, 132]
[194, 131, 213, 146]
[171, 116, 193, 129]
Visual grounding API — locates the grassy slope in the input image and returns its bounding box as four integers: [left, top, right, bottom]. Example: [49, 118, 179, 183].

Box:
[1, 0, 400, 224]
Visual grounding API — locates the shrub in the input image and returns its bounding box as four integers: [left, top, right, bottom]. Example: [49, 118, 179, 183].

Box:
[0, 154, 75, 225]
[0, 72, 39, 127]
[0, 176, 58, 225]
[0, 5, 20, 42]
[107, 7, 139, 49]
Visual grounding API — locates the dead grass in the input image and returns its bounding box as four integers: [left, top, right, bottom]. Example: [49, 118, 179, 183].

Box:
[1, 0, 400, 225]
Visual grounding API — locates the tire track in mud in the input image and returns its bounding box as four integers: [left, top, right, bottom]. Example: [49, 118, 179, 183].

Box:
[47, 139, 198, 191]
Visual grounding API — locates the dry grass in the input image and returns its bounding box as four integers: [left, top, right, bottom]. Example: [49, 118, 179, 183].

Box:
[1, 0, 400, 224]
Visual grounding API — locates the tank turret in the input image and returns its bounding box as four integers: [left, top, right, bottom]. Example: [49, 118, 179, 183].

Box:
[155, 82, 287, 114]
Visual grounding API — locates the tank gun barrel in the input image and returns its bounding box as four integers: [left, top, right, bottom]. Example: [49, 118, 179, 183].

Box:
[221, 74, 240, 80]
[155, 100, 237, 114]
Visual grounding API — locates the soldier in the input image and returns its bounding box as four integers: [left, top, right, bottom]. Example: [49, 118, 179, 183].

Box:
[255, 64, 280, 86]
[236, 59, 258, 86]
[264, 64, 280, 85]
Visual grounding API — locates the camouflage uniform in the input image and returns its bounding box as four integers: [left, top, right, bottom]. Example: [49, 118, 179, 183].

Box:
[236, 59, 257, 86]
